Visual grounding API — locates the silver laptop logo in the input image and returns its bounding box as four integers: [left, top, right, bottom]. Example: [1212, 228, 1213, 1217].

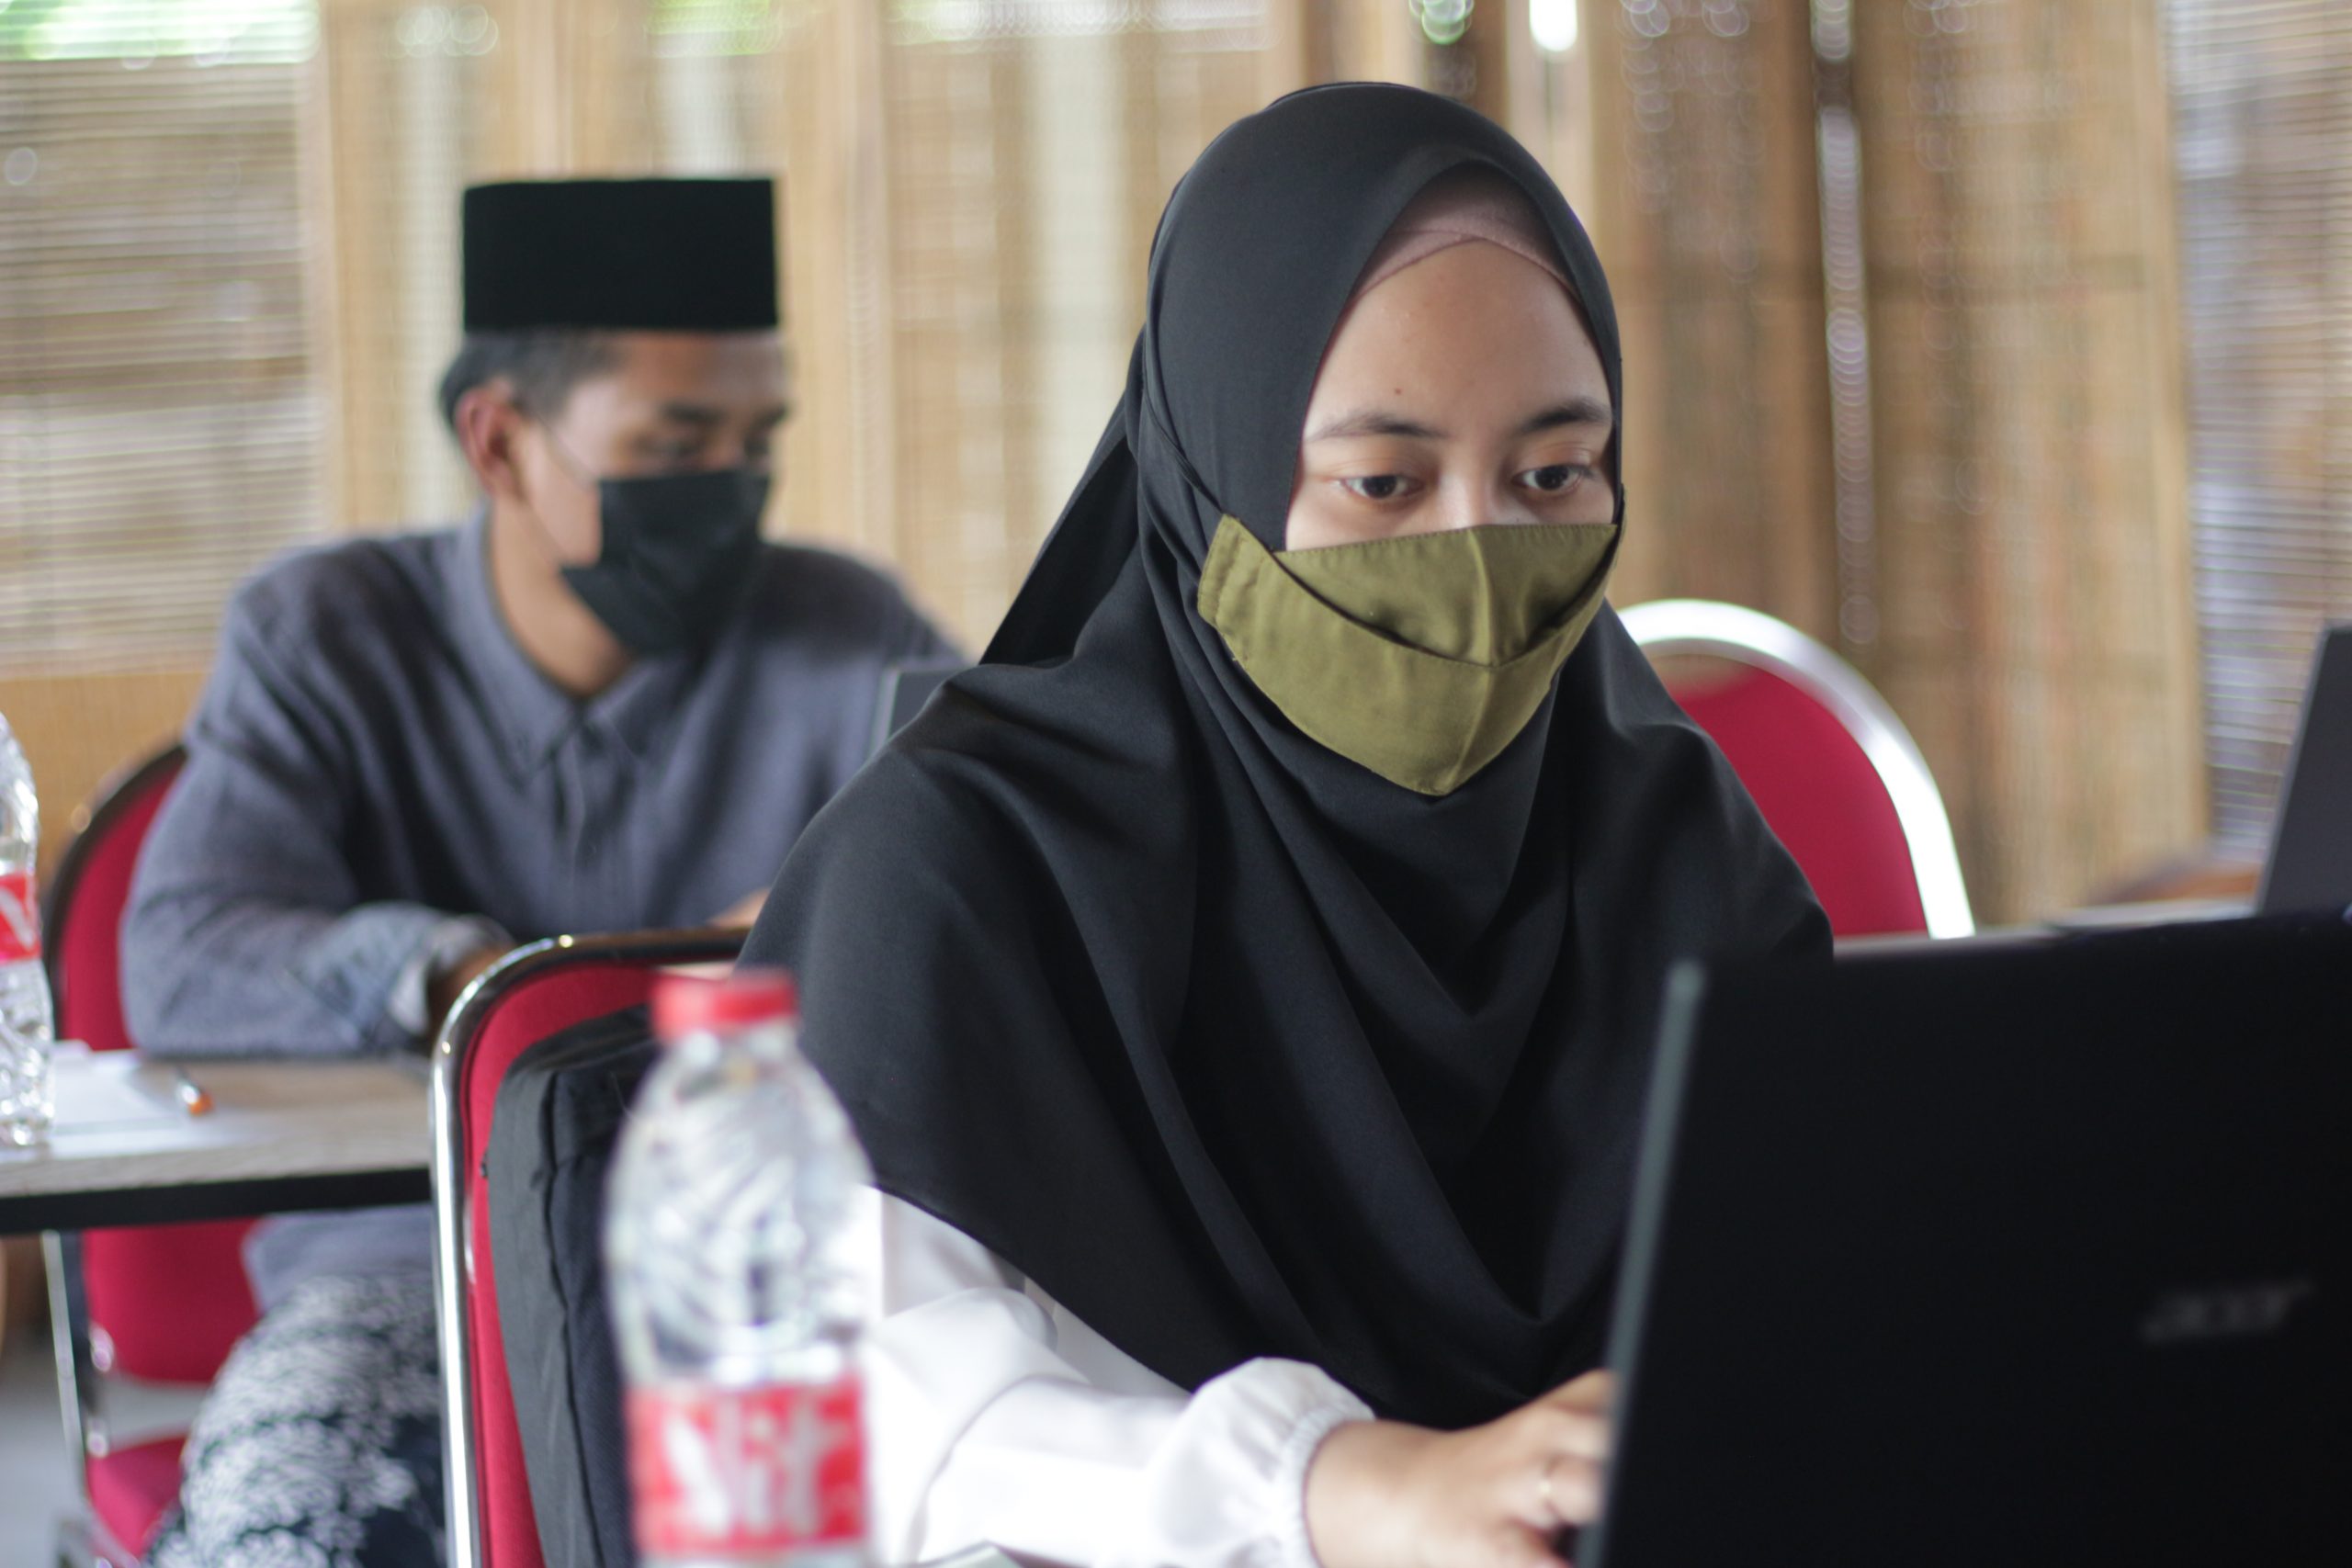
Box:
[2140, 1279, 2314, 1346]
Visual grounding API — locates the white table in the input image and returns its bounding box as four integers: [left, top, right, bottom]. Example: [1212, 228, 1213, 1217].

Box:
[0, 1047, 430, 1234]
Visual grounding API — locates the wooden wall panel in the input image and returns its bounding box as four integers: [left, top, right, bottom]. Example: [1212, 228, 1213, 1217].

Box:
[283, 0, 2214, 925]
[1849, 0, 2203, 919]
[1579, 0, 1839, 643]
[0, 668, 209, 879]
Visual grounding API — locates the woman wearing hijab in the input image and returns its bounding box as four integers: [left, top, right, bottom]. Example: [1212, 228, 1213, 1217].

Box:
[743, 83, 1827, 1568]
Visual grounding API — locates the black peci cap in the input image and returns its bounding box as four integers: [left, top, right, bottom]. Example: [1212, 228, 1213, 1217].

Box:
[460, 177, 778, 333]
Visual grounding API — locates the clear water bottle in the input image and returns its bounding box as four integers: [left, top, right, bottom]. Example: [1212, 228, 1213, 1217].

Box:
[0, 712, 54, 1148]
[607, 968, 874, 1567]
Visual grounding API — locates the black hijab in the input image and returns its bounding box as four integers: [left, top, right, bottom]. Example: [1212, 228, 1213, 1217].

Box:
[745, 84, 1828, 1427]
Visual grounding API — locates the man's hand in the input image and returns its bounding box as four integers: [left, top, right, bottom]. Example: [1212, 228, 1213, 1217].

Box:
[1306, 1370, 1615, 1568]
[426, 944, 511, 1033]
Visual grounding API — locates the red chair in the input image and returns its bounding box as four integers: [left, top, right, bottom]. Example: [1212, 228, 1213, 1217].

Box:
[39, 743, 263, 1565]
[1621, 599, 1974, 940]
[433, 929, 745, 1568]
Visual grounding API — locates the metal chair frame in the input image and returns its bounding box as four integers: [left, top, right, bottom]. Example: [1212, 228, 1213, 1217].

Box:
[431, 928, 744, 1568]
[37, 743, 190, 1568]
[1620, 598, 1976, 940]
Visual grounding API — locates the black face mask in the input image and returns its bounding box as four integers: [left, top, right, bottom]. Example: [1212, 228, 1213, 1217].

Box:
[560, 467, 770, 656]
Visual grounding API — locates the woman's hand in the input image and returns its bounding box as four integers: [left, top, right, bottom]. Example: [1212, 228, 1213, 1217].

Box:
[1305, 1370, 1614, 1568]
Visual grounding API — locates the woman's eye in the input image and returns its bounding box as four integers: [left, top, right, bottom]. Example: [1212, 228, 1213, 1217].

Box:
[1340, 475, 1416, 502]
[1521, 464, 1590, 495]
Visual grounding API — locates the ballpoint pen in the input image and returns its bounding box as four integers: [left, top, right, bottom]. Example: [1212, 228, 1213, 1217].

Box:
[170, 1066, 214, 1117]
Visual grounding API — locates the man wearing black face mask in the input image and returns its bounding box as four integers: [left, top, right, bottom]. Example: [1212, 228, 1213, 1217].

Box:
[120, 178, 952, 1567]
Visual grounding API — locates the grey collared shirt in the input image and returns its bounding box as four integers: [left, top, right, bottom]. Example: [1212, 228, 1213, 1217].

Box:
[123, 513, 952, 1302]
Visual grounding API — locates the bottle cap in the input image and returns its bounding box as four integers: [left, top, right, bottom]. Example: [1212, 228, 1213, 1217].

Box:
[652, 968, 798, 1040]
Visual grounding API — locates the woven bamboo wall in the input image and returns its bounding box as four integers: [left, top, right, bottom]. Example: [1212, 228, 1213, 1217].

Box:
[2165, 0, 2352, 855]
[0, 668, 209, 884]
[4, 0, 2222, 926]
[1577, 0, 1839, 642]
[1559, 0, 2204, 923]
[1846, 0, 2202, 921]
[308, 0, 1295, 653]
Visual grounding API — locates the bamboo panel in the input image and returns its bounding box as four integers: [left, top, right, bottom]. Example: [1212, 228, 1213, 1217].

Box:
[1548, 0, 2203, 923]
[1606, 287, 1836, 624]
[1323, 0, 1433, 85]
[311, 0, 500, 532]
[0, 668, 209, 879]
[2165, 0, 2352, 853]
[310, 0, 747, 536]
[877, 36, 1018, 647]
[869, 10, 1283, 652]
[0, 53, 326, 674]
[775, 0, 890, 559]
[305, 2, 1295, 652]
[1579, 0, 1838, 643]
[1516, 2, 1599, 219]
[1851, 0, 2202, 921]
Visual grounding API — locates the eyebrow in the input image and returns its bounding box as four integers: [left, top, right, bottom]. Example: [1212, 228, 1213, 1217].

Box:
[1306, 396, 1613, 443]
[1517, 397, 1614, 436]
[652, 401, 793, 429]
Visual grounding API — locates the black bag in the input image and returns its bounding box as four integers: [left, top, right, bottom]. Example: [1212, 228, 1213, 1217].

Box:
[485, 1003, 657, 1568]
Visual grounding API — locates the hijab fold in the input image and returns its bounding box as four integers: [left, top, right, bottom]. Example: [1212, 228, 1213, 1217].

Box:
[747, 84, 1828, 1427]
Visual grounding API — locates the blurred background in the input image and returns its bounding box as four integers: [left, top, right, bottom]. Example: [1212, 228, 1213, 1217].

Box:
[0, 0, 2348, 930]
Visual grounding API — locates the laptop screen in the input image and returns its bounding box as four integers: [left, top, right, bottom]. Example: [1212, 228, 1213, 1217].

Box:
[1587, 916, 2349, 1567]
[2258, 623, 2352, 914]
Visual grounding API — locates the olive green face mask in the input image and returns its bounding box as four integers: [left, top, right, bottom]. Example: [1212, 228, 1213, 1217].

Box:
[1196, 514, 1620, 796]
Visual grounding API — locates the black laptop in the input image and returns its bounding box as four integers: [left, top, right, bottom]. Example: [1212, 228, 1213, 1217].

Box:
[2259, 624, 2352, 914]
[2048, 624, 2352, 931]
[1585, 914, 2349, 1566]
[868, 659, 966, 759]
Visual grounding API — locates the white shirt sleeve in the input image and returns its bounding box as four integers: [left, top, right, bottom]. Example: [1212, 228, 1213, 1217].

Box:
[864, 1190, 1374, 1568]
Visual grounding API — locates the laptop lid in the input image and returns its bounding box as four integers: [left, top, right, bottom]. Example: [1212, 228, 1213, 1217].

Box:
[1585, 916, 2349, 1568]
[866, 660, 967, 761]
[2258, 624, 2352, 914]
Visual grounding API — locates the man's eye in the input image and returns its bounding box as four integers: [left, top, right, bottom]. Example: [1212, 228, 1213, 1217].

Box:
[1521, 464, 1591, 495]
[1340, 475, 1414, 502]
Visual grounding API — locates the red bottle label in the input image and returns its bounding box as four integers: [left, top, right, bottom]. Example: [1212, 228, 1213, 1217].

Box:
[0, 872, 38, 964]
[628, 1374, 865, 1560]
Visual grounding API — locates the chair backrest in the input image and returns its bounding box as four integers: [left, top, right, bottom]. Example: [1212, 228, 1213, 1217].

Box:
[1620, 599, 1974, 940]
[40, 744, 261, 1384]
[43, 744, 185, 1055]
[433, 930, 746, 1568]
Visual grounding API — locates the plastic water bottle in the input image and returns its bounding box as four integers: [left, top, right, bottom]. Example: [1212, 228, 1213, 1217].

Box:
[607, 969, 874, 1567]
[0, 711, 54, 1147]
